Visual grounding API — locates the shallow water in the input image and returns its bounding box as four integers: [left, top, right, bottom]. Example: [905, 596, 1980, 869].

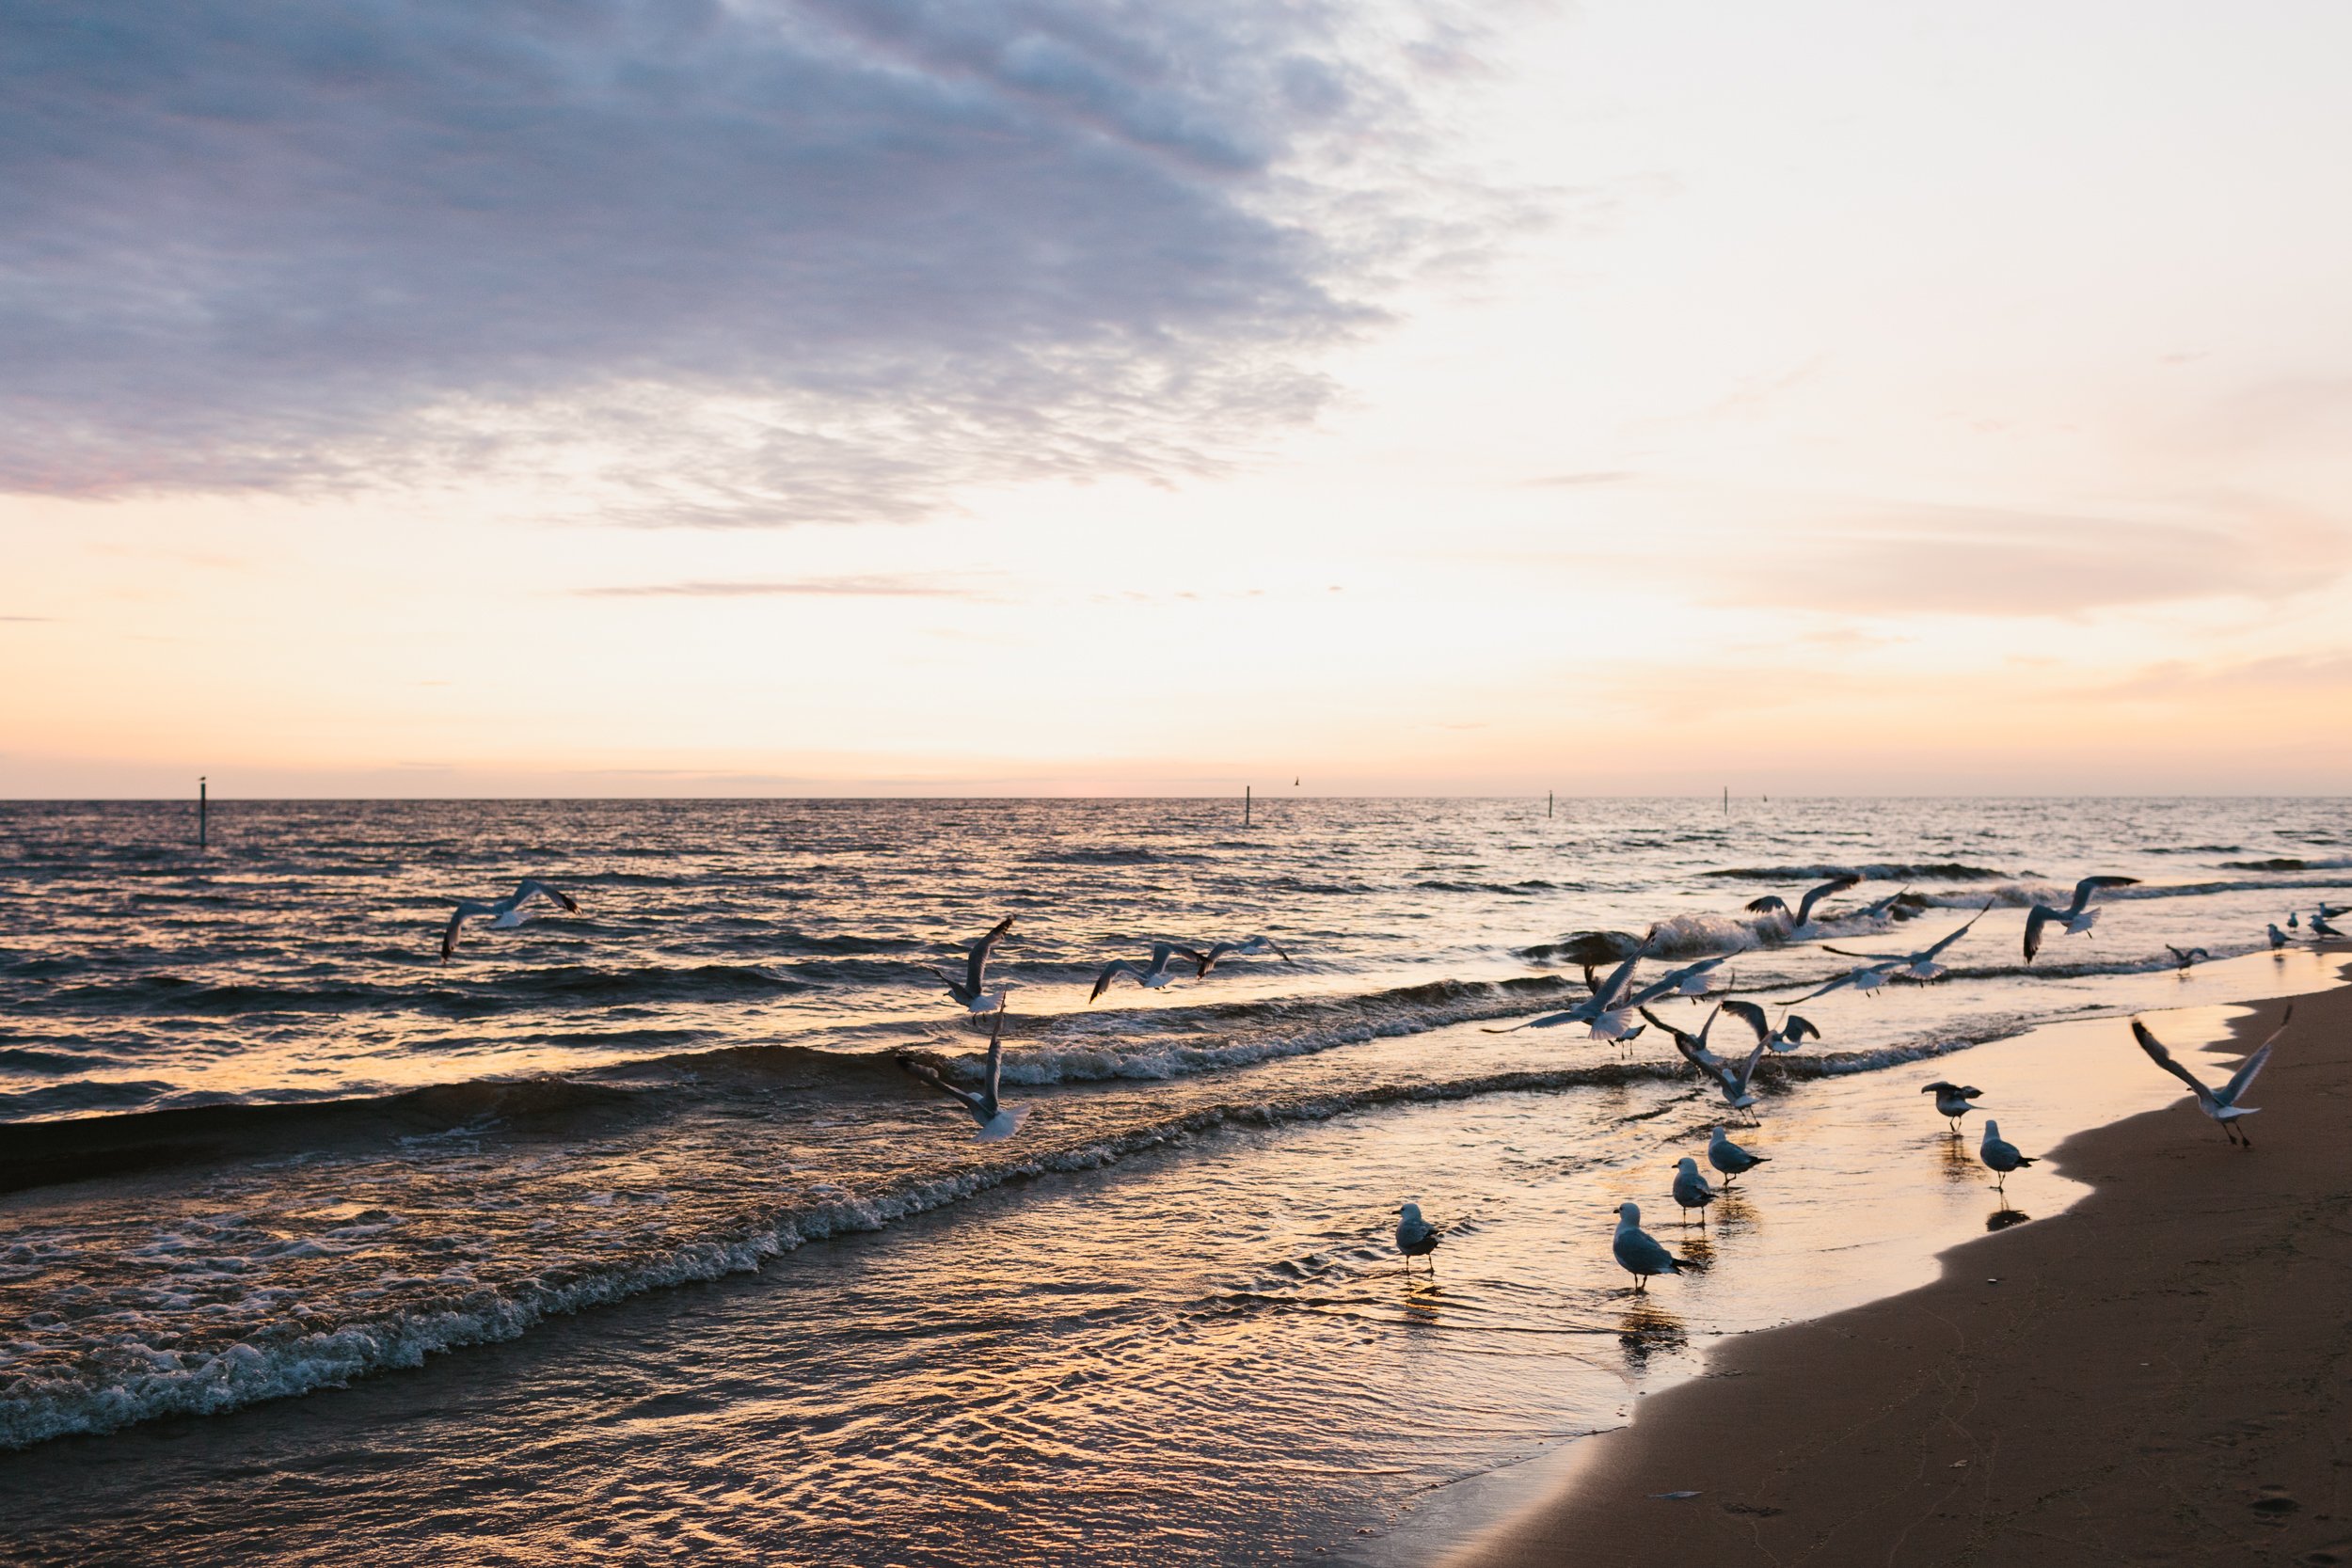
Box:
[0, 799, 2345, 1560]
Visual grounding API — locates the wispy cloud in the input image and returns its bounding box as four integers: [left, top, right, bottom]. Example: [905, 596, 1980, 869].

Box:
[578, 575, 1000, 600]
[0, 615, 56, 623]
[1521, 470, 1633, 487]
[0, 0, 1521, 522]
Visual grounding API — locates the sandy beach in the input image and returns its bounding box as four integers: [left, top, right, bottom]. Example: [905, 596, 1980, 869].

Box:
[1452, 967, 2352, 1568]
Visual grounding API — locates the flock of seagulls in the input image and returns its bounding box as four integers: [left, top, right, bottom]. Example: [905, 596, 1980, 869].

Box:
[430, 863, 2326, 1297]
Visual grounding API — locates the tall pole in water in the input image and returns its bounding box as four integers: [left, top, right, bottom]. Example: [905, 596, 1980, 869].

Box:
[1548, 790, 1553, 818]
[1722, 785, 1728, 816]
[1245, 785, 1251, 828]
[199, 776, 208, 849]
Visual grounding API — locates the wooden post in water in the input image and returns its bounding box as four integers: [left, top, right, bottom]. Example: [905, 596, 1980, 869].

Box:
[199, 776, 208, 849]
[1244, 785, 1252, 827]
[1722, 785, 1728, 816]
[1548, 790, 1553, 819]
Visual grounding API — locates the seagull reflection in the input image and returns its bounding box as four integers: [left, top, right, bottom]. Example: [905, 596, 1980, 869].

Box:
[1937, 1134, 1979, 1183]
[1616, 1301, 1689, 1368]
[1986, 1206, 2032, 1232]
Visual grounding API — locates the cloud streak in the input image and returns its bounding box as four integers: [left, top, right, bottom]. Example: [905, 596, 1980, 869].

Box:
[0, 0, 1512, 521]
[578, 574, 997, 599]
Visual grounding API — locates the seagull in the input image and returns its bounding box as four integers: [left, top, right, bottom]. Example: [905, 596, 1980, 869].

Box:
[2022, 876, 2139, 962]
[1648, 1006, 1769, 1119]
[1821, 902, 1993, 982]
[1718, 999, 1821, 1053]
[1612, 1203, 1692, 1292]
[1782, 958, 1904, 1006]
[1707, 1126, 1767, 1187]
[2322, 903, 2350, 919]
[1746, 872, 1861, 930]
[1922, 1081, 1982, 1132]
[2267, 923, 2292, 950]
[1979, 1119, 2036, 1189]
[1645, 956, 1730, 1004]
[439, 879, 578, 962]
[1491, 946, 1654, 1039]
[1671, 1157, 1718, 1226]
[1395, 1203, 1442, 1275]
[2312, 911, 2344, 938]
[2130, 1006, 2292, 1147]
[2288, 911, 2299, 928]
[1194, 934, 1295, 976]
[1089, 942, 1205, 1003]
[897, 1008, 1029, 1141]
[940, 915, 1016, 1013]
[1851, 887, 1921, 923]
[2165, 944, 2211, 971]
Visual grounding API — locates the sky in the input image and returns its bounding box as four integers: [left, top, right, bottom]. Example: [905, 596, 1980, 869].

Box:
[5, 0, 2350, 797]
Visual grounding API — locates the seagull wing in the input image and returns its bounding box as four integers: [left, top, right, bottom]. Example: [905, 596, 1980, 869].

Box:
[440, 906, 476, 961]
[1729, 1039, 1768, 1093]
[2023, 903, 2058, 962]
[2068, 876, 2138, 916]
[1820, 945, 1905, 962]
[980, 1007, 1007, 1114]
[1591, 951, 1646, 1009]
[1745, 895, 1790, 917]
[1197, 941, 1239, 976]
[898, 1053, 987, 1117]
[1795, 873, 1862, 926]
[1717, 999, 1771, 1044]
[516, 878, 579, 912]
[1783, 1014, 1820, 1043]
[1637, 1007, 1698, 1053]
[1663, 1015, 1728, 1076]
[2129, 1020, 2214, 1101]
[1089, 959, 1141, 1003]
[1921, 903, 1995, 960]
[1785, 970, 1859, 1006]
[2220, 1006, 2292, 1105]
[966, 916, 1015, 997]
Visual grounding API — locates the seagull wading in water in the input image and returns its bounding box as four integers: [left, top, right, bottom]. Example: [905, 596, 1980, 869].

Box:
[2129, 1006, 2294, 1147]
[1194, 935, 1295, 976]
[1718, 999, 1821, 1053]
[1821, 902, 1993, 983]
[1979, 1119, 2036, 1189]
[1671, 1157, 1718, 1226]
[1394, 1203, 1442, 1275]
[1612, 1203, 1693, 1293]
[2166, 944, 2211, 971]
[1089, 942, 1205, 1003]
[2267, 924, 2292, 951]
[1707, 1126, 1768, 1187]
[898, 1007, 1029, 1142]
[440, 879, 578, 962]
[941, 916, 1016, 1014]
[2312, 911, 2345, 939]
[2022, 876, 2139, 962]
[1922, 1081, 1983, 1132]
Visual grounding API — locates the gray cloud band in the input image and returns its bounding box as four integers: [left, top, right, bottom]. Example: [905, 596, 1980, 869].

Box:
[0, 0, 1497, 520]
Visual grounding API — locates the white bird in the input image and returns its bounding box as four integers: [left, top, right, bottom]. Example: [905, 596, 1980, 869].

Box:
[1194, 934, 1295, 975]
[2165, 944, 2211, 971]
[2022, 876, 2139, 962]
[1644, 956, 1729, 1004]
[1783, 958, 1904, 1006]
[1745, 872, 1861, 930]
[940, 915, 1016, 1013]
[1671, 1157, 1718, 1225]
[1492, 947, 1654, 1039]
[439, 879, 578, 962]
[1648, 1006, 1769, 1119]
[1089, 942, 1205, 1003]
[1707, 1126, 1767, 1186]
[1612, 1202, 1692, 1292]
[1851, 887, 1921, 923]
[2312, 911, 2344, 938]
[1395, 1203, 1442, 1274]
[2266, 923, 2292, 950]
[1978, 1119, 2036, 1188]
[1922, 1080, 1982, 1132]
[897, 1008, 1029, 1141]
[1821, 902, 1993, 982]
[2130, 1006, 2292, 1147]
[1717, 999, 1821, 1053]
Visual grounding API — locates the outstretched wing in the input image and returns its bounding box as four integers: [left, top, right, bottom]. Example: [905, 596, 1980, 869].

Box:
[898, 1053, 987, 1117]
[1089, 959, 1139, 1003]
[1728, 1039, 1768, 1093]
[440, 907, 473, 961]
[2068, 876, 2138, 915]
[1196, 941, 1239, 976]
[1744, 895, 1790, 917]
[2129, 1020, 2213, 1101]
[1664, 1014, 1727, 1076]
[516, 879, 579, 912]
[1821, 945, 1904, 962]
[2221, 1005, 2292, 1105]
[2022, 904, 2058, 962]
[980, 1006, 1007, 1111]
[1794, 873, 1862, 926]
[1717, 999, 1771, 1044]
[1782, 1014, 1821, 1043]
[966, 916, 1016, 996]
[1921, 903, 1995, 960]
[1637, 1006, 1697, 1053]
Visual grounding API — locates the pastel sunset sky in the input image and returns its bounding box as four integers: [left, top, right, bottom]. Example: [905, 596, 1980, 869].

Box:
[6, 0, 2348, 795]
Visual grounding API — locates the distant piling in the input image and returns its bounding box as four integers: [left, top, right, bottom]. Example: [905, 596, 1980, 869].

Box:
[199, 776, 208, 849]
[1244, 785, 1252, 828]
[1548, 790, 1554, 819]
[1722, 785, 1728, 816]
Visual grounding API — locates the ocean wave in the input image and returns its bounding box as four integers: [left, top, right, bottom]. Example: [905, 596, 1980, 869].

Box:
[1412, 879, 1565, 895]
[31, 963, 820, 1020]
[1700, 863, 2009, 882]
[2220, 856, 2352, 872]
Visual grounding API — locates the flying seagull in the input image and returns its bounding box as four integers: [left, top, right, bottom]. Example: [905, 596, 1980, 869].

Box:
[1490, 945, 1654, 1038]
[1194, 934, 1295, 976]
[1783, 958, 1904, 1006]
[1612, 1202, 1692, 1292]
[440, 879, 578, 962]
[1922, 1081, 1982, 1132]
[940, 915, 1016, 1013]
[2129, 1006, 2293, 1146]
[2022, 876, 2139, 962]
[1707, 1126, 1767, 1186]
[1746, 872, 1861, 929]
[1647, 1006, 1769, 1119]
[2165, 944, 2211, 971]
[1089, 942, 1205, 1003]
[1718, 999, 1820, 1053]
[1851, 887, 1921, 923]
[1640, 956, 1729, 1005]
[1821, 902, 1993, 982]
[1671, 1157, 1718, 1226]
[897, 1008, 1029, 1141]
[1395, 1203, 1442, 1275]
[1978, 1119, 2036, 1189]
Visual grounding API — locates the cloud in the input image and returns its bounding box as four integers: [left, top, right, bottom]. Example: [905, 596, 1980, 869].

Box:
[578, 574, 997, 599]
[0, 0, 1517, 521]
[1521, 470, 1633, 487]
[2090, 652, 2352, 703]
[1709, 501, 2350, 617]
[0, 616, 56, 623]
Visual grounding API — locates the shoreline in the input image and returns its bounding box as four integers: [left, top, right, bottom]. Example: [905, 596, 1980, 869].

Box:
[1443, 960, 2352, 1568]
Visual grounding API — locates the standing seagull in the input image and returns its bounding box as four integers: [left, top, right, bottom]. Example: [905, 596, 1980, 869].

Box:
[440, 879, 578, 962]
[1193, 935, 1295, 976]
[1978, 1119, 2036, 1190]
[1922, 1081, 1983, 1132]
[1671, 1157, 1718, 1226]
[941, 916, 1017, 1014]
[2023, 877, 2139, 962]
[1746, 872, 1861, 931]
[2312, 911, 2344, 939]
[1822, 902, 1994, 982]
[2165, 944, 2211, 972]
[1394, 1203, 1442, 1275]
[1708, 1126, 1768, 1187]
[897, 1008, 1029, 1141]
[1089, 942, 1205, 1002]
[2266, 923, 2292, 951]
[1612, 1203, 1692, 1293]
[2129, 1006, 2293, 1147]
[1719, 999, 1821, 1053]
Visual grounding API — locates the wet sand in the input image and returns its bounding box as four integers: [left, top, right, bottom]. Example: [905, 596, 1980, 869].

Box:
[1451, 969, 2352, 1568]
